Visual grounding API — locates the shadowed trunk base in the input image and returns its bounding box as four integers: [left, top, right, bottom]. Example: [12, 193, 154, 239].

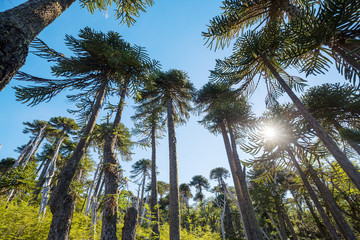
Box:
[122, 207, 138, 240]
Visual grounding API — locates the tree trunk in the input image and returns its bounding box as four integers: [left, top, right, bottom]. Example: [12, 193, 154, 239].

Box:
[0, 0, 75, 91]
[84, 160, 102, 214]
[121, 207, 138, 240]
[47, 79, 108, 240]
[150, 125, 160, 240]
[281, 205, 298, 240]
[274, 198, 287, 240]
[263, 58, 360, 192]
[286, 149, 340, 240]
[219, 123, 261, 240]
[267, 212, 283, 240]
[167, 97, 181, 240]
[138, 174, 146, 222]
[303, 195, 330, 240]
[227, 121, 263, 239]
[22, 125, 46, 166]
[13, 138, 33, 168]
[101, 79, 129, 240]
[307, 165, 357, 240]
[39, 135, 65, 215]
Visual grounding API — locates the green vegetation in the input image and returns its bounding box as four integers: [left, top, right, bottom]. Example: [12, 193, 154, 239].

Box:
[1, 0, 360, 239]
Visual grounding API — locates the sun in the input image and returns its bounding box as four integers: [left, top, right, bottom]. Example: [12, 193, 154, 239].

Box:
[263, 126, 278, 140]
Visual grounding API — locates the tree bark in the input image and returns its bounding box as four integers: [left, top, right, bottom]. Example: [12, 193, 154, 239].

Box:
[101, 79, 129, 240]
[307, 165, 357, 240]
[47, 79, 108, 240]
[167, 97, 181, 240]
[150, 124, 160, 240]
[303, 195, 330, 240]
[263, 58, 360, 192]
[227, 121, 262, 239]
[121, 207, 138, 240]
[286, 149, 340, 240]
[0, 0, 75, 91]
[274, 198, 287, 240]
[39, 135, 65, 215]
[281, 205, 298, 240]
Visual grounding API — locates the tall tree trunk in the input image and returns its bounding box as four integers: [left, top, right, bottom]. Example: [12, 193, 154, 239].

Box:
[47, 79, 108, 240]
[13, 138, 33, 168]
[138, 174, 147, 221]
[0, 0, 75, 91]
[286, 149, 341, 240]
[263, 58, 360, 192]
[22, 124, 46, 166]
[150, 125, 160, 240]
[167, 97, 180, 240]
[274, 198, 287, 240]
[39, 134, 65, 215]
[84, 161, 102, 214]
[101, 78, 129, 240]
[267, 212, 283, 240]
[281, 205, 298, 240]
[227, 121, 262, 239]
[219, 123, 261, 240]
[220, 179, 241, 213]
[307, 165, 357, 240]
[303, 195, 330, 240]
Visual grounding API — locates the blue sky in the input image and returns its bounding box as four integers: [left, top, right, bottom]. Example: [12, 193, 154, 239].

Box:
[0, 0, 345, 198]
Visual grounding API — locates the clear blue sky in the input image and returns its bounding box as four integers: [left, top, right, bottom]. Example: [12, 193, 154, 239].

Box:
[0, 0, 344, 198]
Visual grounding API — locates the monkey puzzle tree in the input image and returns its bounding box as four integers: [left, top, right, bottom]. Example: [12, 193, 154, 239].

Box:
[195, 82, 263, 240]
[0, 0, 154, 91]
[14, 27, 148, 240]
[132, 102, 165, 239]
[189, 175, 210, 203]
[211, 27, 360, 192]
[139, 69, 194, 240]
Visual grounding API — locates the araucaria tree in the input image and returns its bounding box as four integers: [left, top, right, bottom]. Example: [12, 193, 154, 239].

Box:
[195, 82, 263, 239]
[0, 0, 154, 91]
[14, 27, 154, 240]
[139, 69, 194, 240]
[132, 102, 166, 239]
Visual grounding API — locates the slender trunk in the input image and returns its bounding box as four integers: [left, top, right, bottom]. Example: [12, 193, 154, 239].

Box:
[220, 198, 226, 240]
[221, 179, 241, 213]
[13, 138, 33, 168]
[267, 212, 283, 240]
[303, 195, 330, 239]
[101, 78, 129, 240]
[264, 58, 360, 191]
[139, 193, 149, 226]
[286, 149, 340, 240]
[22, 125, 46, 166]
[275, 198, 287, 240]
[167, 97, 180, 240]
[138, 174, 146, 221]
[84, 161, 102, 214]
[150, 125, 160, 240]
[219, 123, 244, 217]
[0, 0, 75, 91]
[281, 205, 298, 240]
[307, 165, 357, 239]
[31, 158, 51, 202]
[39, 134, 65, 215]
[47, 79, 108, 240]
[227, 121, 262, 239]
